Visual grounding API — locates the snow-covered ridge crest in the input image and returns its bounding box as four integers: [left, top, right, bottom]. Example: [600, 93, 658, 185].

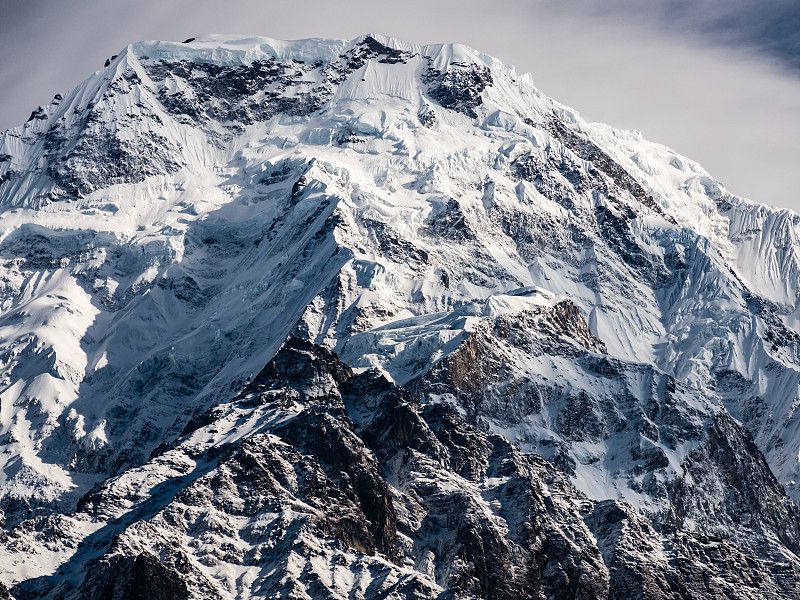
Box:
[129, 34, 357, 67]
[128, 32, 510, 72]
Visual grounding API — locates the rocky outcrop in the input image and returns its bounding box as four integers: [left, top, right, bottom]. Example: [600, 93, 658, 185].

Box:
[423, 59, 492, 119]
[669, 413, 800, 553]
[416, 300, 711, 508]
[7, 339, 800, 599]
[77, 553, 189, 600]
[588, 500, 800, 600]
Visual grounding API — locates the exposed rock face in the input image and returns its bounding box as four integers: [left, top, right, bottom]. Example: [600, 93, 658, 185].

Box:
[2, 33, 800, 598]
[669, 413, 800, 554]
[587, 500, 797, 600]
[5, 339, 800, 600]
[415, 300, 713, 512]
[77, 553, 189, 600]
[423, 61, 492, 118]
[543, 117, 670, 220]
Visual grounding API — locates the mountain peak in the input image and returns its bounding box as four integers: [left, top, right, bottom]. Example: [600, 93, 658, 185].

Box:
[2, 32, 800, 598]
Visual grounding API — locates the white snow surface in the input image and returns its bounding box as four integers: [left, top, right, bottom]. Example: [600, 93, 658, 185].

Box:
[1, 32, 800, 536]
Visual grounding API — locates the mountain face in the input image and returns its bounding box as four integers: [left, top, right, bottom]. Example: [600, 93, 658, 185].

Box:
[1, 33, 800, 598]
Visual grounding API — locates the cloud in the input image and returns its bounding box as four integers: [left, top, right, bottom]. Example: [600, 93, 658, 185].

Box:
[552, 0, 800, 74]
[0, 0, 798, 210]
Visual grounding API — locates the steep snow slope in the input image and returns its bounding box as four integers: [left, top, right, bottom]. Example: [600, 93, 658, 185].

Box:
[0, 32, 799, 544]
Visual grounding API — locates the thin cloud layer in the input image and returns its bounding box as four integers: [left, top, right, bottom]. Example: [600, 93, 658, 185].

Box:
[551, 0, 800, 74]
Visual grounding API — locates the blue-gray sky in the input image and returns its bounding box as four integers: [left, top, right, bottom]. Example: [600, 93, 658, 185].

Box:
[1, 0, 798, 211]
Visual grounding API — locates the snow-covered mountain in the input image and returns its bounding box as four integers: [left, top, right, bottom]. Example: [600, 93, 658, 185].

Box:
[1, 33, 800, 598]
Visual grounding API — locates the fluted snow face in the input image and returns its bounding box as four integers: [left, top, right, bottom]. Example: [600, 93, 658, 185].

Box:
[0, 33, 799, 558]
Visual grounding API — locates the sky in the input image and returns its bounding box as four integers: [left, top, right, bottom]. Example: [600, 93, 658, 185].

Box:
[1, 0, 798, 211]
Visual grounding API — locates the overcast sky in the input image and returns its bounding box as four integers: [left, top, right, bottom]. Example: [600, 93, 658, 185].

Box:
[1, 0, 798, 211]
